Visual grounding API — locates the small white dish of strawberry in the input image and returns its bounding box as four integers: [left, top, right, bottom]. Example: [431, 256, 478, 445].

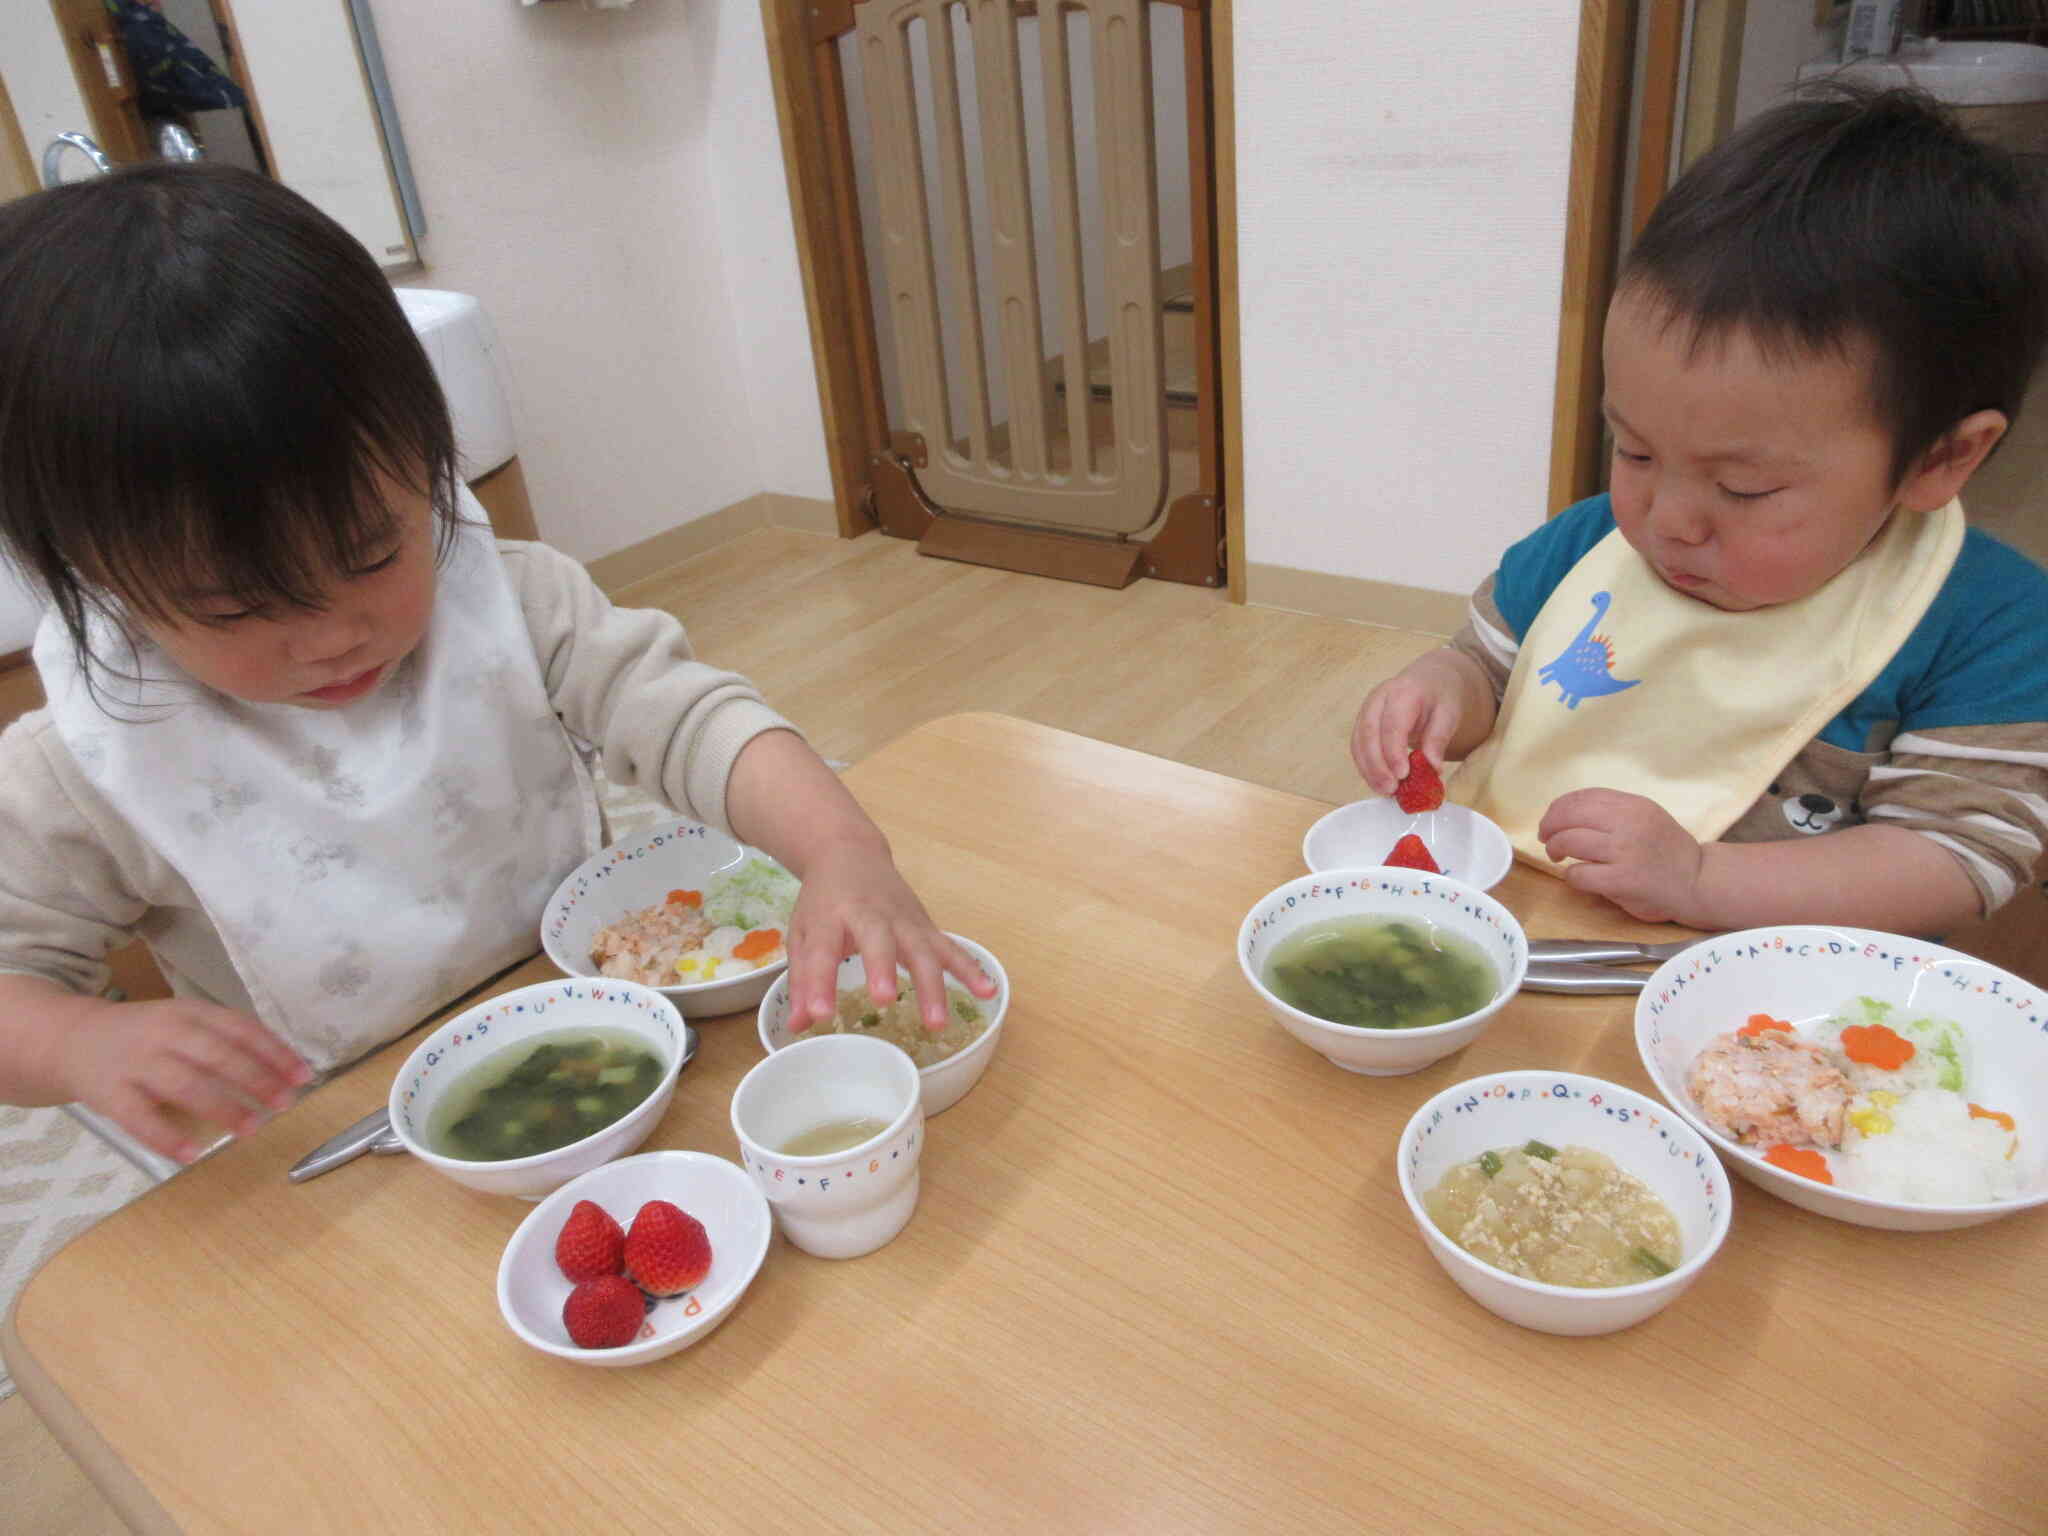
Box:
[1302, 750, 1514, 892]
[497, 1150, 771, 1366]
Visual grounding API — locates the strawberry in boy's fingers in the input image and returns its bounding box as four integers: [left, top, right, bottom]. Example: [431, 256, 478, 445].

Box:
[1394, 749, 1445, 813]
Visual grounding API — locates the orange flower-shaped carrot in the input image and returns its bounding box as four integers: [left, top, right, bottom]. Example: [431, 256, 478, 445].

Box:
[1763, 1144, 1834, 1185]
[1737, 1014, 1792, 1037]
[732, 928, 783, 961]
[1969, 1103, 2016, 1133]
[1840, 1022, 1914, 1071]
[666, 889, 703, 907]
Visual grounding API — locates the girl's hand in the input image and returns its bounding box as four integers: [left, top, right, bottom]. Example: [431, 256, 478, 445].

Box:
[1537, 788, 1705, 925]
[54, 996, 312, 1163]
[781, 838, 996, 1035]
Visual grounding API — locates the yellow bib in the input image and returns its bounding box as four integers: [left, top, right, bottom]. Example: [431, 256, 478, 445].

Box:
[1451, 500, 1965, 870]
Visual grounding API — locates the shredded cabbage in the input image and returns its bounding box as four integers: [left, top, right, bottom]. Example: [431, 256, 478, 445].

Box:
[703, 857, 799, 931]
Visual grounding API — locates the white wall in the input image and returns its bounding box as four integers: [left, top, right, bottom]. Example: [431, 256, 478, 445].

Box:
[0, 8, 91, 176]
[1234, 3, 1585, 597]
[369, 0, 830, 563]
[1736, 7, 1835, 126]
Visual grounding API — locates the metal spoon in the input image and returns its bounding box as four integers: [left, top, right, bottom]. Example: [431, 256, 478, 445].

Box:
[1520, 960, 1651, 995]
[1526, 938, 1700, 967]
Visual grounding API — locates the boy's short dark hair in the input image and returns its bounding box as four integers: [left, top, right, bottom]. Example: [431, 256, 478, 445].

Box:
[0, 163, 458, 669]
[1619, 85, 2048, 487]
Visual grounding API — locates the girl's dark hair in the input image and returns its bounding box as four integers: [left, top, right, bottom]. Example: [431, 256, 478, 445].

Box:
[1619, 84, 2048, 486]
[0, 162, 459, 681]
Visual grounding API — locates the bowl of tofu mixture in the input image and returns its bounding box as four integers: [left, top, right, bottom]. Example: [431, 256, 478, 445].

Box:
[756, 933, 1009, 1115]
[542, 818, 800, 1018]
[1237, 869, 1528, 1076]
[1635, 926, 2047, 1232]
[1397, 1071, 1733, 1336]
[389, 977, 690, 1199]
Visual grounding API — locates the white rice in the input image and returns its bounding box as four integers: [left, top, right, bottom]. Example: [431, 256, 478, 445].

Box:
[1839, 1088, 2024, 1205]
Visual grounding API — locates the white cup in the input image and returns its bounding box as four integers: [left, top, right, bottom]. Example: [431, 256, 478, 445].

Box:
[730, 1033, 925, 1259]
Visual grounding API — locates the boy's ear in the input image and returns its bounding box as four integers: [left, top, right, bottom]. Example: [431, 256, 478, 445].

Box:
[1898, 409, 2008, 512]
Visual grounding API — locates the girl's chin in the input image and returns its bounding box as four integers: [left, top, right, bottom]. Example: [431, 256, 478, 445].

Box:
[295, 662, 386, 707]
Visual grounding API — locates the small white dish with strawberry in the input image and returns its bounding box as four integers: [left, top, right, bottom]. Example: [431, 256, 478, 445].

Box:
[1303, 751, 1512, 892]
[496, 1150, 771, 1365]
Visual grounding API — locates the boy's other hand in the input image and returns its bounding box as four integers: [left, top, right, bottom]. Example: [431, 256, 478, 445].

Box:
[781, 839, 996, 1036]
[1538, 788, 1705, 926]
[57, 997, 313, 1163]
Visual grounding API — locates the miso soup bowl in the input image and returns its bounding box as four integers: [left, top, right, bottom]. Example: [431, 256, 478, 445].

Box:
[1237, 869, 1528, 1076]
[1396, 1071, 1732, 1336]
[755, 933, 1009, 1115]
[388, 978, 692, 1200]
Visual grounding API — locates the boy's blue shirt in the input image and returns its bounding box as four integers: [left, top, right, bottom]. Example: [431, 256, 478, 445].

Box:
[1490, 494, 2048, 751]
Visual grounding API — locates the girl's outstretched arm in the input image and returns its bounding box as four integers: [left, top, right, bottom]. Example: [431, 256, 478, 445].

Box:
[721, 728, 995, 1034]
[0, 972, 311, 1162]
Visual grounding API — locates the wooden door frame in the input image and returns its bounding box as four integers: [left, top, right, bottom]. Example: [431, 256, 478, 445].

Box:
[761, 0, 1244, 599]
[0, 71, 36, 199]
[1549, 0, 1746, 514]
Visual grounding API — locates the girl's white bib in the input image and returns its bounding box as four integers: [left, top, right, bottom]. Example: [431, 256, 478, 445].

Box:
[35, 510, 598, 1071]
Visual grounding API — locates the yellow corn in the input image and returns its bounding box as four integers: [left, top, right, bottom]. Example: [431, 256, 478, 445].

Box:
[1849, 1103, 1893, 1138]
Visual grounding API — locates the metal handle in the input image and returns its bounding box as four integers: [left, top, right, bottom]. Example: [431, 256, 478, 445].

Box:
[1526, 938, 1696, 967]
[42, 132, 113, 189]
[1520, 961, 1650, 995]
[287, 1107, 402, 1183]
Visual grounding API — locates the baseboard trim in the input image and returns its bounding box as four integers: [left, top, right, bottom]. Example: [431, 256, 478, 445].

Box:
[586, 493, 839, 594]
[1244, 562, 1466, 638]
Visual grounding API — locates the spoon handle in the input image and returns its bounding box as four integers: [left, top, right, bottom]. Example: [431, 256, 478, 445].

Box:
[1520, 961, 1650, 995]
[287, 1106, 397, 1183]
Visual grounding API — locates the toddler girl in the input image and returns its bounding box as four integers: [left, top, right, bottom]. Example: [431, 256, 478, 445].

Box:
[0, 164, 988, 1163]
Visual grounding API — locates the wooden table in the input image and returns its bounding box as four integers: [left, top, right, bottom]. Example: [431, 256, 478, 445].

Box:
[7, 713, 2042, 1533]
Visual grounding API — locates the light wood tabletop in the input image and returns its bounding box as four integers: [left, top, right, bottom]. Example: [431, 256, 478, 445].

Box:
[6, 712, 2042, 1533]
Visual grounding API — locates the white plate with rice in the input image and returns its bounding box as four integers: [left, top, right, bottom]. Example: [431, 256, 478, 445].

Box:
[541, 818, 800, 1018]
[1635, 925, 2047, 1231]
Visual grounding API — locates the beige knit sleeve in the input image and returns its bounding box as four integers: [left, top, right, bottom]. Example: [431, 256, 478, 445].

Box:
[0, 712, 148, 997]
[501, 541, 802, 836]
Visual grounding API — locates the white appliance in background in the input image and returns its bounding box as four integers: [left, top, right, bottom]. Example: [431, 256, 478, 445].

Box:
[0, 288, 516, 659]
[393, 288, 519, 484]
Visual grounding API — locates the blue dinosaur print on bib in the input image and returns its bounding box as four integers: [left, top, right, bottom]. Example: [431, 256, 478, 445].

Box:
[1536, 590, 1641, 709]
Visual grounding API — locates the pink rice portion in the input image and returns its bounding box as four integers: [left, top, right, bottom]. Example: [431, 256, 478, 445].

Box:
[589, 900, 714, 987]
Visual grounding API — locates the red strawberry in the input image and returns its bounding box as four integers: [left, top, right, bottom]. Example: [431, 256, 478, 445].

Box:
[554, 1199, 625, 1283]
[562, 1274, 646, 1349]
[1384, 833, 1441, 874]
[622, 1200, 712, 1296]
[1394, 749, 1445, 813]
